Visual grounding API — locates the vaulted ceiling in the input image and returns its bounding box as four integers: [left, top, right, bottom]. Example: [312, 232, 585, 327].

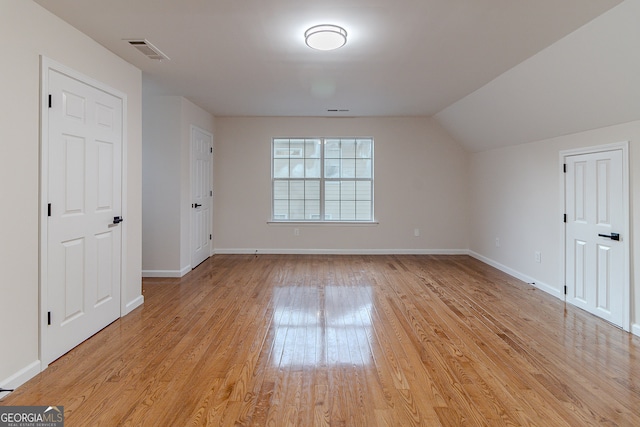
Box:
[34, 0, 630, 150]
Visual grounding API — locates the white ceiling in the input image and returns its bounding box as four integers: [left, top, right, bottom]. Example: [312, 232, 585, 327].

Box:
[34, 0, 621, 119]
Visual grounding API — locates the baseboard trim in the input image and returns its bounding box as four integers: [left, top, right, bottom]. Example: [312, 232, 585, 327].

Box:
[142, 265, 191, 278]
[213, 248, 469, 255]
[632, 324, 640, 337]
[0, 360, 41, 399]
[468, 251, 563, 300]
[123, 295, 144, 315]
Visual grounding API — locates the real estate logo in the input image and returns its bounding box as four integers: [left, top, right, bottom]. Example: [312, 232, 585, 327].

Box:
[0, 406, 64, 427]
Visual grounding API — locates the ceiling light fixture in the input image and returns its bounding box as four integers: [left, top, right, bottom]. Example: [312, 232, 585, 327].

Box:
[305, 24, 347, 51]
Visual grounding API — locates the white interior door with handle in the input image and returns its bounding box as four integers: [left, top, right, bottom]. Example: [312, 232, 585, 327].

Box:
[43, 62, 123, 364]
[565, 147, 627, 328]
[191, 126, 213, 269]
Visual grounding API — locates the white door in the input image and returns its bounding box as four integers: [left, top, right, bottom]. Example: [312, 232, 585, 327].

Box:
[45, 66, 123, 363]
[565, 148, 626, 327]
[191, 126, 213, 269]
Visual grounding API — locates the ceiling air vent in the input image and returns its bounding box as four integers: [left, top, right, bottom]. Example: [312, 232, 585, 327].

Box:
[126, 39, 170, 61]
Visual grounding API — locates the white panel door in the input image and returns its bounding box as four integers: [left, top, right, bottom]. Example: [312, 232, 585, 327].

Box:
[46, 68, 123, 363]
[565, 149, 625, 327]
[191, 126, 213, 269]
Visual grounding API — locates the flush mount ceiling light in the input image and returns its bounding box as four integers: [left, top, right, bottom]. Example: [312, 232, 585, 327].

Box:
[305, 24, 347, 51]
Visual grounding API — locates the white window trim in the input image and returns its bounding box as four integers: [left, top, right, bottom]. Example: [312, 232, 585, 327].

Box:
[271, 137, 375, 223]
[267, 221, 380, 226]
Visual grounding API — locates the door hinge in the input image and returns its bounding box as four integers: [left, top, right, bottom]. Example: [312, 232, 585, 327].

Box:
[209, 234, 212, 240]
[563, 163, 567, 173]
[564, 286, 567, 295]
[47, 311, 51, 325]
[210, 190, 212, 197]
[563, 214, 567, 223]
[210, 147, 213, 153]
[47, 203, 51, 217]
[48, 94, 52, 108]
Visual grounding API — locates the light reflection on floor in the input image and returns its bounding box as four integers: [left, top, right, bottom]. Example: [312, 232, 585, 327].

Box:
[271, 285, 373, 368]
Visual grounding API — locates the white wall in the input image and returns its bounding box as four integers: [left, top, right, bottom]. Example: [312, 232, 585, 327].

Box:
[142, 96, 215, 275]
[213, 116, 469, 253]
[468, 120, 640, 330]
[435, 0, 640, 152]
[0, 0, 142, 391]
[142, 97, 182, 271]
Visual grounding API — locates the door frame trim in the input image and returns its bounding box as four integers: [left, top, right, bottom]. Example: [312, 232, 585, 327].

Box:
[39, 57, 128, 368]
[559, 141, 630, 331]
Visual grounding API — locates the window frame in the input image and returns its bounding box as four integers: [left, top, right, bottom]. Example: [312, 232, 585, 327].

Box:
[271, 137, 375, 223]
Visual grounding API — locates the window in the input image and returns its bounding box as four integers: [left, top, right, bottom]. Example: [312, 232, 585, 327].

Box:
[272, 137, 374, 222]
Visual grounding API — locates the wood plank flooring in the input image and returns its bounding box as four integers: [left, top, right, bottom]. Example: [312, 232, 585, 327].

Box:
[2, 255, 640, 426]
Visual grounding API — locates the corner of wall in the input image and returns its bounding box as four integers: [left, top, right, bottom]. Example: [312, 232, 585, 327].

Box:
[469, 251, 563, 300]
[0, 360, 41, 400]
[123, 295, 144, 315]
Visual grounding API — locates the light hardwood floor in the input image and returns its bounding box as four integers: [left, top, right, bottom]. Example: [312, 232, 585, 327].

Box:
[2, 255, 639, 426]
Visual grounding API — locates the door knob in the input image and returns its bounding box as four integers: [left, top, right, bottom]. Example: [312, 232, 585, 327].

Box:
[113, 216, 123, 224]
[193, 203, 202, 208]
[598, 232, 620, 241]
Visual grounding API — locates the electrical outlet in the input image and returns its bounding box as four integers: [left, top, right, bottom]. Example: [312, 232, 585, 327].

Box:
[294, 228, 300, 236]
[414, 228, 420, 237]
[495, 237, 500, 247]
[535, 251, 541, 263]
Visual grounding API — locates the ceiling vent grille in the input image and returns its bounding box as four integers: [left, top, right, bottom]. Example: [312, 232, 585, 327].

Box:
[126, 39, 170, 61]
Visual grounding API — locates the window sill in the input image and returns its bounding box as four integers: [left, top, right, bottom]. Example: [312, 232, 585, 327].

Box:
[267, 221, 379, 226]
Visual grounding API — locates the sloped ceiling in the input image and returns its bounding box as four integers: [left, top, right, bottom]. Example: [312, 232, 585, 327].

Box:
[436, 0, 640, 151]
[33, 0, 631, 151]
